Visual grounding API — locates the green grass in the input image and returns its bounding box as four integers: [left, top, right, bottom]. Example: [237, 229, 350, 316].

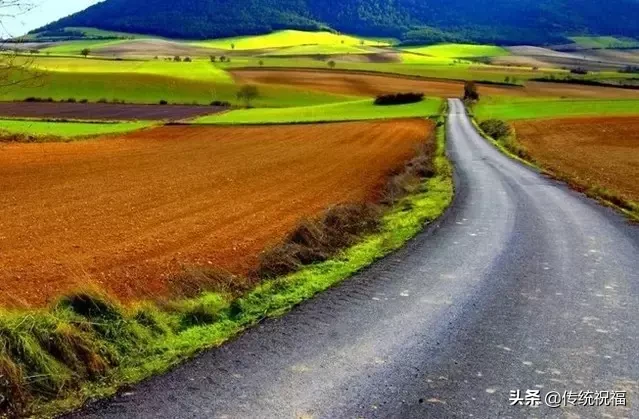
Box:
[568, 36, 639, 49]
[473, 98, 639, 121]
[0, 119, 153, 139]
[192, 30, 389, 50]
[4, 117, 452, 418]
[195, 98, 443, 124]
[403, 43, 510, 58]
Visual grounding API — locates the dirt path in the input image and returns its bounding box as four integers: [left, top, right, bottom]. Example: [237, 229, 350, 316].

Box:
[0, 119, 432, 307]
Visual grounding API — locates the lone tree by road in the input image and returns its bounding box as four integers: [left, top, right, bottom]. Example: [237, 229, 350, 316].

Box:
[463, 81, 479, 102]
[80, 48, 91, 58]
[236, 85, 259, 107]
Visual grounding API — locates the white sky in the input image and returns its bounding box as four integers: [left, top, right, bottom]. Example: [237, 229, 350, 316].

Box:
[1, 0, 102, 37]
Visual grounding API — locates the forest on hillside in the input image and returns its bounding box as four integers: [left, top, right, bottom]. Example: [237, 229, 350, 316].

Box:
[37, 0, 639, 45]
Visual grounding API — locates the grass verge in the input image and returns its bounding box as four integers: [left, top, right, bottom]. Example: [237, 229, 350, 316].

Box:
[0, 115, 453, 417]
[468, 106, 639, 221]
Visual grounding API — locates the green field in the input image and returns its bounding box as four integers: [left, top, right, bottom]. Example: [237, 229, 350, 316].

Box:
[192, 30, 389, 50]
[261, 44, 372, 56]
[29, 56, 233, 83]
[568, 36, 639, 49]
[41, 39, 130, 55]
[403, 43, 509, 58]
[0, 119, 152, 138]
[196, 98, 442, 124]
[219, 55, 561, 82]
[473, 98, 639, 121]
[1, 67, 352, 107]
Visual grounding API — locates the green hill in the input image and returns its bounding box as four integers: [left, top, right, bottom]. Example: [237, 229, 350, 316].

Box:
[35, 0, 639, 46]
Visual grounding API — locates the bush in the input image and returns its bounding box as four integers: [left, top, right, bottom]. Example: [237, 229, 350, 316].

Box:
[66, 98, 76, 103]
[620, 65, 639, 74]
[236, 85, 259, 107]
[210, 100, 231, 107]
[169, 267, 251, 298]
[97, 98, 108, 104]
[463, 81, 480, 102]
[479, 119, 512, 141]
[79, 99, 88, 104]
[381, 142, 436, 204]
[183, 57, 192, 62]
[570, 67, 588, 75]
[257, 204, 382, 279]
[374, 92, 424, 106]
[159, 100, 168, 105]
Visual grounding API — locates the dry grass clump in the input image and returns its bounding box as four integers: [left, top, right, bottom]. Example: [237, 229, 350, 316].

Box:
[258, 133, 437, 279]
[168, 267, 254, 298]
[257, 203, 382, 279]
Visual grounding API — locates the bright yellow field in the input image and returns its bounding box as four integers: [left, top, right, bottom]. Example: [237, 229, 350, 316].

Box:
[27, 56, 233, 83]
[403, 43, 509, 58]
[192, 30, 390, 50]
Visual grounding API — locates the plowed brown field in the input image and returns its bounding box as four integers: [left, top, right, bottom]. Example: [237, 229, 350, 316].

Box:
[514, 116, 639, 203]
[0, 102, 226, 121]
[231, 69, 639, 99]
[0, 119, 432, 308]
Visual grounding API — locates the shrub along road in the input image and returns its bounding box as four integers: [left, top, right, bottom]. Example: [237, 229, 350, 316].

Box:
[69, 100, 639, 418]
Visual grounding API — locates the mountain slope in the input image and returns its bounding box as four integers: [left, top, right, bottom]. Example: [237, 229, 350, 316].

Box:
[37, 0, 639, 45]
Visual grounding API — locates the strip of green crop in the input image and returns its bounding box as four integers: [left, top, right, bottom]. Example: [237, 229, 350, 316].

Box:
[5, 114, 453, 418]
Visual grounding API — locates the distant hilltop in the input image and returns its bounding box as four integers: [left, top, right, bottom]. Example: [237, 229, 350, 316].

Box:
[34, 0, 639, 46]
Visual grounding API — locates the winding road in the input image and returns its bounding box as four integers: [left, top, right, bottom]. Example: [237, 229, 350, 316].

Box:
[71, 99, 639, 418]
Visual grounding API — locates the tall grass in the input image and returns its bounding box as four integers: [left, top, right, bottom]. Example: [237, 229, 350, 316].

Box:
[0, 116, 453, 417]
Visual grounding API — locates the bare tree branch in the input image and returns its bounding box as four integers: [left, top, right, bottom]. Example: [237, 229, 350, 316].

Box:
[0, 0, 43, 90]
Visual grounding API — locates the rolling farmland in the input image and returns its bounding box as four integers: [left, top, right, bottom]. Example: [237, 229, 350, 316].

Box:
[3, 22, 639, 418]
[474, 98, 639, 120]
[196, 99, 442, 124]
[514, 116, 639, 206]
[0, 119, 433, 307]
[231, 69, 639, 99]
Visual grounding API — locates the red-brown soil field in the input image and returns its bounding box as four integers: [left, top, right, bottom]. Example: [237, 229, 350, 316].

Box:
[231, 69, 639, 99]
[0, 102, 226, 121]
[514, 116, 639, 204]
[0, 119, 432, 308]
